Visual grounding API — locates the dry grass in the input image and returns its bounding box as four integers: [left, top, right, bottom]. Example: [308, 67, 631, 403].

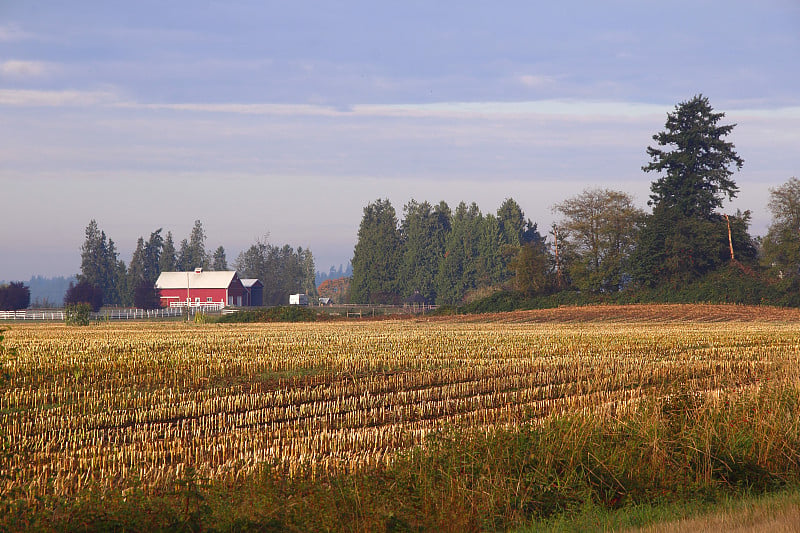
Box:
[634, 492, 800, 533]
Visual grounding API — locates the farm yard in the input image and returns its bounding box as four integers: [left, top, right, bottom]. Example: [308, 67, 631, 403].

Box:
[1, 304, 800, 531]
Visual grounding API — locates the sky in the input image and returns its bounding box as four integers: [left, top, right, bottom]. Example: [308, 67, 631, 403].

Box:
[1, 1, 798, 280]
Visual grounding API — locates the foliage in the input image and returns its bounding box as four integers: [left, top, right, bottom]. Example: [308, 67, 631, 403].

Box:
[234, 240, 317, 306]
[215, 306, 316, 323]
[635, 96, 750, 287]
[351, 199, 402, 304]
[159, 231, 177, 273]
[399, 199, 450, 303]
[761, 177, 800, 279]
[513, 240, 551, 297]
[79, 219, 124, 305]
[350, 197, 540, 305]
[124, 229, 164, 305]
[0, 282, 30, 311]
[434, 201, 484, 304]
[64, 303, 92, 326]
[133, 282, 161, 310]
[554, 188, 644, 292]
[25, 276, 75, 308]
[64, 280, 103, 312]
[177, 219, 210, 271]
[633, 209, 757, 288]
[211, 245, 227, 271]
[317, 277, 351, 304]
[643, 94, 743, 218]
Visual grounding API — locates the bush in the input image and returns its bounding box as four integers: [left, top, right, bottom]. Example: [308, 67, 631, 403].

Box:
[65, 303, 92, 326]
[215, 306, 316, 323]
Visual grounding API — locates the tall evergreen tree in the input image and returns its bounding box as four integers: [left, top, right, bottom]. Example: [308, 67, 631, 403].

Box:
[211, 246, 227, 271]
[299, 247, 317, 298]
[125, 237, 147, 305]
[399, 200, 450, 303]
[78, 220, 122, 305]
[644, 95, 743, 218]
[177, 239, 191, 271]
[434, 202, 483, 304]
[159, 231, 177, 272]
[496, 198, 526, 247]
[350, 199, 402, 304]
[142, 229, 163, 281]
[476, 214, 505, 286]
[634, 95, 751, 286]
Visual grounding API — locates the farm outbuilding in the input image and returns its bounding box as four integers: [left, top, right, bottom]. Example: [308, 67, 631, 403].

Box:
[241, 279, 264, 307]
[155, 269, 248, 309]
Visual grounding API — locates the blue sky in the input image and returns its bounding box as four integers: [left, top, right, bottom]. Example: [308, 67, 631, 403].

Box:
[1, 1, 799, 280]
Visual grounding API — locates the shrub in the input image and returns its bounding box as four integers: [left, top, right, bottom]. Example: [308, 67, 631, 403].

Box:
[215, 306, 316, 323]
[65, 303, 92, 326]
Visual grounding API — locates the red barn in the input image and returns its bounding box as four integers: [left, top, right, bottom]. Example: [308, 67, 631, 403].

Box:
[155, 269, 247, 308]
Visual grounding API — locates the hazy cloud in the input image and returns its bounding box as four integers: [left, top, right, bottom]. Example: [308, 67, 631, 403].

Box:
[0, 60, 50, 78]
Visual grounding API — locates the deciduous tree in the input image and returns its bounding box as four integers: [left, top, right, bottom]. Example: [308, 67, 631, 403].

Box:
[761, 177, 800, 277]
[0, 282, 30, 311]
[554, 188, 644, 292]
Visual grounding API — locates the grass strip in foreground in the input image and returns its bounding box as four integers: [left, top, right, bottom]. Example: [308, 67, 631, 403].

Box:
[2, 382, 798, 532]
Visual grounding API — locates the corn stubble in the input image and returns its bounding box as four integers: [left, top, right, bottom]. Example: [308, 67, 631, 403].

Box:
[1, 314, 798, 499]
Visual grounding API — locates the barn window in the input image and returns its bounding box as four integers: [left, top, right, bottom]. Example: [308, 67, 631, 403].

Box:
[206, 297, 213, 302]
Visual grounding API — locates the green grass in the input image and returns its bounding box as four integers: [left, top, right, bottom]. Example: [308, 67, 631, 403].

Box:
[214, 305, 316, 323]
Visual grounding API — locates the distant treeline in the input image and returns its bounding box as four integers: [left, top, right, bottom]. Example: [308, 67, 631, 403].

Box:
[315, 263, 353, 287]
[0, 276, 75, 308]
[74, 220, 316, 308]
[350, 95, 800, 307]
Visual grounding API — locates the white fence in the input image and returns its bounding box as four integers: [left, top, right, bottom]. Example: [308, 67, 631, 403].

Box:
[0, 308, 184, 321]
[0, 310, 65, 320]
[168, 301, 225, 312]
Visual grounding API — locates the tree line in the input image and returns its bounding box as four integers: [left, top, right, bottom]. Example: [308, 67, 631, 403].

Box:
[70, 220, 316, 310]
[351, 95, 799, 306]
[351, 197, 542, 304]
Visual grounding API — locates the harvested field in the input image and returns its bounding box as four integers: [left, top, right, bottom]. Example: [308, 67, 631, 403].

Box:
[1, 304, 799, 500]
[432, 303, 800, 323]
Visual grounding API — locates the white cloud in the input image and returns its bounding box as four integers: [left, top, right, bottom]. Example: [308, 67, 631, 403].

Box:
[0, 60, 49, 78]
[518, 74, 556, 88]
[0, 24, 35, 42]
[0, 88, 118, 106]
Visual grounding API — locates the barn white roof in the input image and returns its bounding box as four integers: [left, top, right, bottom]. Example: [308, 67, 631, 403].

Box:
[156, 271, 240, 289]
[241, 279, 262, 288]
